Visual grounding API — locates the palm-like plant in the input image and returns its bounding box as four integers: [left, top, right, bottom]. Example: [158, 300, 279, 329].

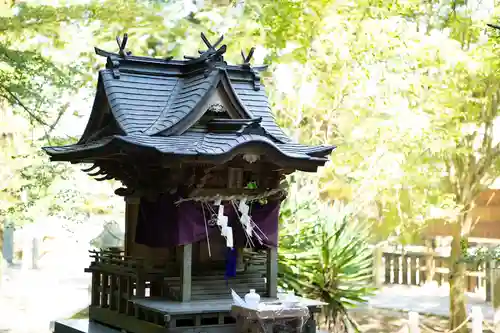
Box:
[279, 194, 374, 332]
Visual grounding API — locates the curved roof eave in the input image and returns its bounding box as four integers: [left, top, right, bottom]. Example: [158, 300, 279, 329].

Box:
[42, 134, 331, 171]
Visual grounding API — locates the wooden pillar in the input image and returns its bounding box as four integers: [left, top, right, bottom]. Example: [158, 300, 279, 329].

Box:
[124, 196, 140, 257]
[2, 221, 13, 264]
[471, 306, 483, 333]
[402, 254, 409, 285]
[266, 247, 278, 298]
[180, 243, 192, 302]
[91, 272, 101, 306]
[393, 253, 400, 284]
[384, 253, 392, 283]
[228, 167, 243, 188]
[100, 273, 109, 308]
[486, 260, 493, 302]
[135, 261, 146, 298]
[425, 239, 435, 284]
[126, 277, 134, 315]
[487, 260, 500, 314]
[372, 245, 383, 288]
[117, 276, 126, 313]
[109, 274, 117, 310]
[410, 255, 418, 286]
[408, 312, 420, 333]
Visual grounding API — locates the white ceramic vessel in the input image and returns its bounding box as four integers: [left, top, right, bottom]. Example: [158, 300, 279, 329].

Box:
[244, 289, 261, 309]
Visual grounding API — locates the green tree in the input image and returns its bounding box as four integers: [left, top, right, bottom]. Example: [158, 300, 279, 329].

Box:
[0, 0, 195, 222]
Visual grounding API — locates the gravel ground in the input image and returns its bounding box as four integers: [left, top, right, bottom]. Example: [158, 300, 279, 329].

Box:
[348, 308, 448, 332]
[0, 259, 91, 333]
[348, 307, 496, 333]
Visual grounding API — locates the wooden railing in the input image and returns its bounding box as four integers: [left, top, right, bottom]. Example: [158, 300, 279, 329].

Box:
[375, 249, 487, 294]
[86, 249, 176, 315]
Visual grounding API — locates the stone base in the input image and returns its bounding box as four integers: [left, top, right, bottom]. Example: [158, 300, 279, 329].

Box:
[52, 319, 329, 333]
[52, 320, 120, 333]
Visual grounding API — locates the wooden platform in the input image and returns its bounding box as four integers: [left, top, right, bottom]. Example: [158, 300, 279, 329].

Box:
[84, 297, 325, 333]
[131, 296, 325, 315]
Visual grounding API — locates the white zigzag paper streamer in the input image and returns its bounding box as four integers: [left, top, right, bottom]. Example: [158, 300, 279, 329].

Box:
[214, 201, 233, 248]
[238, 200, 253, 237]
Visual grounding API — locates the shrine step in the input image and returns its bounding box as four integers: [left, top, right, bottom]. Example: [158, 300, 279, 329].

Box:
[165, 271, 264, 281]
[167, 282, 267, 300]
[164, 272, 266, 300]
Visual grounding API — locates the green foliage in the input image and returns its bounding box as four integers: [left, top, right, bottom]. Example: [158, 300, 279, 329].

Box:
[463, 245, 500, 264]
[279, 189, 374, 331]
[0, 0, 195, 223]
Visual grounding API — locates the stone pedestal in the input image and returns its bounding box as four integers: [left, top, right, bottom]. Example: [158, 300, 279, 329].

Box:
[231, 304, 311, 333]
[53, 320, 121, 333]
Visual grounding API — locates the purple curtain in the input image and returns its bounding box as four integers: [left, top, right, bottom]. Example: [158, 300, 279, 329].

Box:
[135, 194, 280, 248]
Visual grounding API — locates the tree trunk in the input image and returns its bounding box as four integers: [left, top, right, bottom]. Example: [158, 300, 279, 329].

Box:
[449, 222, 468, 333]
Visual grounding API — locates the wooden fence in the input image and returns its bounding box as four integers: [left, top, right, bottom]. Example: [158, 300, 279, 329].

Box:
[376, 249, 488, 294]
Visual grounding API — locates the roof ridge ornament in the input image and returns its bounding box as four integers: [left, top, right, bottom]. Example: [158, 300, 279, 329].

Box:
[240, 47, 261, 91]
[201, 33, 224, 51]
[240, 47, 255, 67]
[184, 33, 227, 76]
[116, 33, 132, 57]
[94, 32, 133, 59]
[95, 33, 133, 79]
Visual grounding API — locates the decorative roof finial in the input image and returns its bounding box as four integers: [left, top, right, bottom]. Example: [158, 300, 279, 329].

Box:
[201, 33, 224, 51]
[116, 33, 132, 57]
[184, 33, 226, 62]
[240, 47, 261, 91]
[241, 47, 255, 67]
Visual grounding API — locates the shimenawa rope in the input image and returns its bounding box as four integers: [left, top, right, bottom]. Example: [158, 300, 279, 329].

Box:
[418, 315, 471, 333]
[482, 319, 500, 333]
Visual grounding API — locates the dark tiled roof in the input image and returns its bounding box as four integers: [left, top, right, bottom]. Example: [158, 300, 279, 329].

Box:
[45, 36, 336, 170]
[142, 72, 216, 135]
[102, 70, 179, 134]
[230, 80, 290, 143]
[100, 66, 290, 143]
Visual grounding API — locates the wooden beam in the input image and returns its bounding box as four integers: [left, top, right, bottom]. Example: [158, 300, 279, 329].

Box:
[180, 243, 192, 302]
[266, 247, 278, 298]
[124, 196, 140, 257]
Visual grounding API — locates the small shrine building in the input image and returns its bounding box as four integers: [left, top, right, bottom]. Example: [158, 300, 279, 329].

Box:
[44, 33, 335, 333]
